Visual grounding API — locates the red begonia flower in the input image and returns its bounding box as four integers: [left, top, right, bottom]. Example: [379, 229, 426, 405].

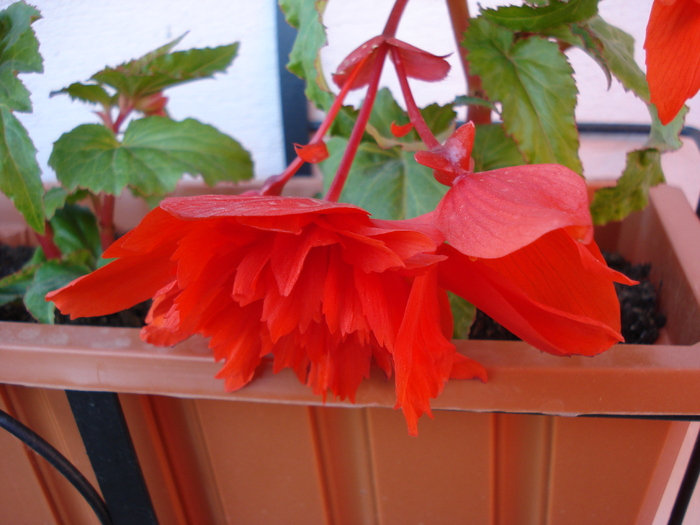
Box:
[413, 122, 633, 356]
[46, 195, 486, 436]
[645, 0, 700, 124]
[332, 35, 450, 90]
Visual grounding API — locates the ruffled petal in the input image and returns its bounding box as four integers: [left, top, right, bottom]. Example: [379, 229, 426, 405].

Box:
[645, 0, 700, 124]
[434, 164, 592, 259]
[46, 245, 178, 318]
[393, 266, 467, 436]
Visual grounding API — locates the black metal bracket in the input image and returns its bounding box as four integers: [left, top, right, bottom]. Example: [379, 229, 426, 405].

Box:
[66, 391, 158, 525]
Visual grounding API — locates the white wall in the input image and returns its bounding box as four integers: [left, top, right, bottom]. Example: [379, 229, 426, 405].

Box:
[7, 0, 699, 184]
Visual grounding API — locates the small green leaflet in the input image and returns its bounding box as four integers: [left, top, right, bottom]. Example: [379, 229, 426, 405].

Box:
[589, 149, 665, 225]
[481, 0, 598, 32]
[465, 17, 582, 173]
[51, 82, 114, 107]
[320, 137, 447, 220]
[279, 0, 333, 110]
[50, 117, 253, 197]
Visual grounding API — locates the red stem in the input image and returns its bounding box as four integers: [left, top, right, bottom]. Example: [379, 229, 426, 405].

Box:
[391, 46, 440, 149]
[325, 46, 388, 202]
[35, 222, 61, 260]
[98, 194, 116, 252]
[445, 0, 491, 124]
[383, 0, 410, 37]
[261, 54, 372, 196]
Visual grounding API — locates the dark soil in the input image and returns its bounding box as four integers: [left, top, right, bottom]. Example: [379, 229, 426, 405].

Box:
[0, 244, 150, 328]
[469, 251, 666, 345]
[0, 244, 666, 341]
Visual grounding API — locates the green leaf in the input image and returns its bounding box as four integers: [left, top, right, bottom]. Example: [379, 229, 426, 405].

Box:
[465, 18, 582, 172]
[279, 0, 333, 109]
[453, 95, 500, 114]
[646, 104, 687, 152]
[91, 40, 238, 98]
[589, 149, 665, 225]
[320, 137, 448, 220]
[0, 68, 31, 112]
[544, 24, 612, 88]
[50, 82, 114, 107]
[25, 261, 90, 323]
[50, 204, 101, 262]
[0, 262, 37, 306]
[0, 106, 44, 232]
[481, 0, 598, 32]
[586, 16, 649, 101]
[472, 123, 525, 172]
[43, 186, 68, 220]
[448, 292, 476, 340]
[50, 117, 253, 196]
[0, 2, 43, 74]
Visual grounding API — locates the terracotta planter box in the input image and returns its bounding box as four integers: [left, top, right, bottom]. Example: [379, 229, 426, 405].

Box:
[1, 182, 699, 524]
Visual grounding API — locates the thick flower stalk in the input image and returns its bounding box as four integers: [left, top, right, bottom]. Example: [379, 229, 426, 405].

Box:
[645, 0, 700, 124]
[47, 195, 486, 435]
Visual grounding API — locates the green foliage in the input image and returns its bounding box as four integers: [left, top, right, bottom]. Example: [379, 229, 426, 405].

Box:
[25, 260, 91, 323]
[472, 123, 525, 172]
[465, 17, 582, 173]
[320, 138, 447, 220]
[50, 117, 253, 197]
[0, 2, 44, 233]
[91, 42, 239, 98]
[51, 82, 114, 107]
[0, 6, 254, 323]
[481, 0, 598, 32]
[448, 292, 476, 340]
[590, 149, 665, 225]
[279, 0, 333, 109]
[585, 16, 649, 100]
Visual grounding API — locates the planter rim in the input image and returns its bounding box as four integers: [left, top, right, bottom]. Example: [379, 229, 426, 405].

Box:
[1, 322, 699, 418]
[1, 184, 699, 418]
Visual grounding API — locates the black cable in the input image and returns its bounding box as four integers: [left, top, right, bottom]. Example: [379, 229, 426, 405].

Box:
[668, 429, 700, 525]
[0, 408, 113, 525]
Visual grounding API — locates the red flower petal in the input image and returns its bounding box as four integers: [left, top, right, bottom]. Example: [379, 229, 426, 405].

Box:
[645, 0, 700, 124]
[294, 141, 329, 163]
[433, 163, 592, 259]
[387, 37, 451, 83]
[332, 36, 450, 90]
[393, 266, 485, 436]
[438, 231, 630, 357]
[390, 121, 414, 137]
[333, 35, 386, 90]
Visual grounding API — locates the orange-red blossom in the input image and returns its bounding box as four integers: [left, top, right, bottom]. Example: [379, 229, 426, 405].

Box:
[47, 124, 631, 435]
[645, 0, 700, 124]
